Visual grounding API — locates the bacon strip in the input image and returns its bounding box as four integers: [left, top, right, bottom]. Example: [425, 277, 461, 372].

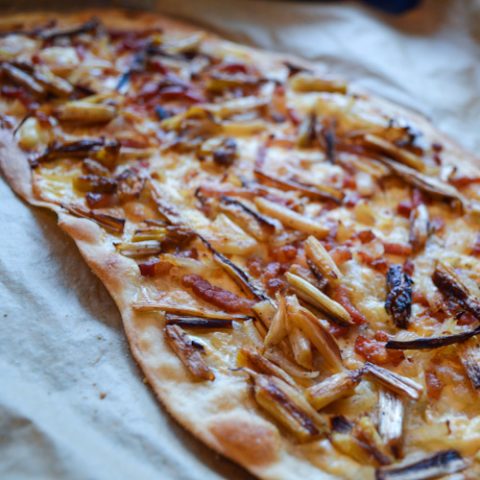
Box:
[182, 274, 253, 314]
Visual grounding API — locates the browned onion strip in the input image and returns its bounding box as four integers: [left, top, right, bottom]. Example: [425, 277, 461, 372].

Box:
[165, 313, 234, 329]
[432, 261, 480, 319]
[386, 326, 480, 350]
[363, 134, 425, 172]
[377, 157, 466, 210]
[65, 204, 125, 234]
[132, 302, 249, 320]
[248, 372, 327, 441]
[32, 138, 120, 168]
[459, 339, 480, 389]
[378, 390, 404, 455]
[40, 18, 100, 40]
[409, 204, 430, 254]
[254, 169, 343, 203]
[220, 196, 276, 233]
[238, 347, 296, 387]
[1, 63, 45, 96]
[200, 236, 269, 301]
[164, 324, 215, 381]
[375, 450, 467, 480]
[364, 362, 422, 400]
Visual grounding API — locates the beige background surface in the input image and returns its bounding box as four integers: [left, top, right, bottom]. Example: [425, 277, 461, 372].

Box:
[1, 1, 480, 479]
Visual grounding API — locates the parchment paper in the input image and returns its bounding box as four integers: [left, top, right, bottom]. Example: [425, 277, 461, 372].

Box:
[1, 1, 480, 479]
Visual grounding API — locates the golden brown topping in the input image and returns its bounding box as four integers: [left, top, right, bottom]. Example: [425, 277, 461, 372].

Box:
[116, 169, 146, 202]
[33, 139, 120, 168]
[219, 196, 276, 241]
[288, 327, 313, 370]
[34, 66, 73, 96]
[249, 372, 327, 441]
[353, 416, 393, 466]
[164, 324, 215, 381]
[201, 238, 268, 301]
[1, 63, 45, 95]
[377, 389, 404, 454]
[182, 274, 253, 314]
[264, 294, 288, 347]
[73, 174, 117, 194]
[65, 204, 125, 233]
[363, 134, 425, 172]
[304, 236, 342, 284]
[376, 450, 467, 480]
[254, 169, 343, 203]
[116, 240, 163, 258]
[377, 157, 465, 210]
[57, 100, 117, 125]
[254, 197, 329, 238]
[409, 204, 430, 254]
[459, 338, 480, 389]
[385, 265, 413, 329]
[386, 325, 480, 350]
[286, 272, 353, 326]
[165, 313, 234, 329]
[364, 362, 423, 400]
[432, 260, 480, 319]
[286, 296, 344, 371]
[238, 347, 296, 387]
[306, 370, 362, 410]
[290, 73, 347, 94]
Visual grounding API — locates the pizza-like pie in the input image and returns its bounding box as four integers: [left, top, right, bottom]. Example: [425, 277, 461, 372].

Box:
[2, 9, 480, 480]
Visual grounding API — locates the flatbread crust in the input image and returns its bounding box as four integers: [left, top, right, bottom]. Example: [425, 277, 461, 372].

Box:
[1, 9, 480, 480]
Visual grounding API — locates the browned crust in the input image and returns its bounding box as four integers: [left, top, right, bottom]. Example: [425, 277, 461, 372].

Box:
[1, 8, 480, 480]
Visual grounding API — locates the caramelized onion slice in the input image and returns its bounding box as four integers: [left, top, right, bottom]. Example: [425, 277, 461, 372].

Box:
[254, 169, 343, 203]
[238, 347, 296, 387]
[165, 324, 214, 381]
[132, 302, 250, 320]
[116, 240, 163, 257]
[254, 197, 329, 238]
[409, 204, 430, 254]
[65, 204, 125, 233]
[57, 101, 117, 124]
[200, 236, 268, 301]
[363, 134, 425, 172]
[376, 450, 467, 480]
[377, 158, 466, 210]
[1, 63, 45, 95]
[364, 362, 423, 400]
[304, 236, 342, 283]
[287, 296, 344, 372]
[459, 339, 480, 389]
[286, 272, 353, 326]
[432, 260, 480, 319]
[386, 325, 480, 350]
[165, 313, 234, 329]
[249, 372, 327, 441]
[306, 370, 362, 410]
[290, 73, 347, 94]
[378, 389, 404, 454]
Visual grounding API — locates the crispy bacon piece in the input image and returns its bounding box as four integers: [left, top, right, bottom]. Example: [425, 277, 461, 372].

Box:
[383, 242, 412, 257]
[385, 265, 413, 329]
[330, 285, 367, 325]
[164, 324, 214, 381]
[182, 274, 253, 314]
[355, 334, 404, 366]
